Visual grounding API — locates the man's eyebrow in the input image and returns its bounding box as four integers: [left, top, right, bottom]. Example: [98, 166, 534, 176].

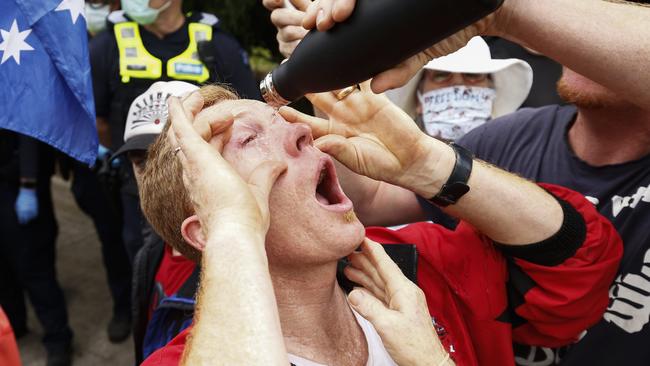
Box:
[236, 120, 264, 132]
[231, 104, 255, 118]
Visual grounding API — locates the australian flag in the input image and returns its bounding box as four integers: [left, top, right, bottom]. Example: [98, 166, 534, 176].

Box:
[0, 0, 97, 164]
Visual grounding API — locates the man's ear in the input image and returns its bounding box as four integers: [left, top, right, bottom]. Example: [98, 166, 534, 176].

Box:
[181, 215, 207, 253]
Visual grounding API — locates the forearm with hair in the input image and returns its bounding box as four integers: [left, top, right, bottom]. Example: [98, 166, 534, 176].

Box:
[494, 0, 650, 108]
[408, 139, 562, 245]
[444, 159, 563, 245]
[180, 229, 288, 366]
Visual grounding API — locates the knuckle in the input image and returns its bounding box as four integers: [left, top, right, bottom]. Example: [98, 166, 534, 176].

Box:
[290, 26, 307, 39]
[373, 315, 390, 330]
[270, 9, 287, 25]
[404, 284, 421, 299]
[412, 287, 428, 304]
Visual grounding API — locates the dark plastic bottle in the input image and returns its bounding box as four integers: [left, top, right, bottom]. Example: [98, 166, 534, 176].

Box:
[261, 0, 505, 106]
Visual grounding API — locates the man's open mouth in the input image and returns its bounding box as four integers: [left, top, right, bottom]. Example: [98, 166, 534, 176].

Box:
[314, 157, 352, 212]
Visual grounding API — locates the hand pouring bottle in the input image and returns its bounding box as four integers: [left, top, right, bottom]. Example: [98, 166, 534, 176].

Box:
[261, 0, 505, 107]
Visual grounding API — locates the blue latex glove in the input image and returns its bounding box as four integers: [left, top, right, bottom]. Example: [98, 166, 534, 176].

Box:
[15, 187, 38, 224]
[97, 144, 111, 160]
[110, 156, 122, 169]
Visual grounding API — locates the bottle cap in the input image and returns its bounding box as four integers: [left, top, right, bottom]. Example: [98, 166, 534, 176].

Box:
[260, 72, 290, 108]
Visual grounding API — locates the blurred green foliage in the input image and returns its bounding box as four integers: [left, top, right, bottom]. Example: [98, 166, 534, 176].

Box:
[183, 0, 282, 76]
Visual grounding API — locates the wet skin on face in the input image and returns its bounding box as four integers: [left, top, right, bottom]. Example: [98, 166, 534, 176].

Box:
[196, 100, 366, 265]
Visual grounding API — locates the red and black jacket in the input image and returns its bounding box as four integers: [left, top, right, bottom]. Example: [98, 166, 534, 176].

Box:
[368, 184, 622, 365]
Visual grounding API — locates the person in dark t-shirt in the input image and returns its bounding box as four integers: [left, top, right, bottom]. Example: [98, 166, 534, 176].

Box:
[454, 66, 650, 365]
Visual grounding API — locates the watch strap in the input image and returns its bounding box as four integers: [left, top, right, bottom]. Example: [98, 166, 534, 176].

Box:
[428, 143, 473, 207]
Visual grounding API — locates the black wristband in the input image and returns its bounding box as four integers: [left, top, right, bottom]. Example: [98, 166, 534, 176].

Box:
[494, 195, 587, 266]
[428, 143, 473, 207]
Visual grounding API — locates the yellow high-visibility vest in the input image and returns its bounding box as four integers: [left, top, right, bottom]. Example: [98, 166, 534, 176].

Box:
[114, 21, 212, 84]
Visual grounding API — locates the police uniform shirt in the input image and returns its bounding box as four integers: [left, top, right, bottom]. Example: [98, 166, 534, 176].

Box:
[90, 12, 260, 150]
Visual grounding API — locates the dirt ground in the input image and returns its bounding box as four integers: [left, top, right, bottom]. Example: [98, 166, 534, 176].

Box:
[16, 177, 134, 366]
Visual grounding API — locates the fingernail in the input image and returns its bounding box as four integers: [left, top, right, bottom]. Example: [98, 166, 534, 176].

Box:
[348, 290, 363, 306]
[316, 9, 324, 26]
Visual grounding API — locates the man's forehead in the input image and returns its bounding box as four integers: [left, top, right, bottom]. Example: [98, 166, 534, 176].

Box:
[196, 99, 274, 122]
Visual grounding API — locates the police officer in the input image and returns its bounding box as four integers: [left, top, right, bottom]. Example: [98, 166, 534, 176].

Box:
[88, 0, 259, 339]
[0, 131, 73, 366]
[90, 0, 259, 252]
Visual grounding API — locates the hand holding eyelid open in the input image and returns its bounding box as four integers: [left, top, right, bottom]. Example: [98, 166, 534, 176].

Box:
[167, 93, 287, 237]
[278, 81, 438, 193]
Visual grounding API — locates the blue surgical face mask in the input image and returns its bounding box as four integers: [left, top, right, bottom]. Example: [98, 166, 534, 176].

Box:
[85, 3, 110, 34]
[121, 0, 171, 25]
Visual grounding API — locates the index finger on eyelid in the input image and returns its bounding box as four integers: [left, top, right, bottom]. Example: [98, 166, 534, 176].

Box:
[168, 97, 204, 152]
[180, 91, 204, 118]
[193, 108, 236, 140]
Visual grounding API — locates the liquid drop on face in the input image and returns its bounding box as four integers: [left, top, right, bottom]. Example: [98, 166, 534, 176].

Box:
[250, 133, 273, 158]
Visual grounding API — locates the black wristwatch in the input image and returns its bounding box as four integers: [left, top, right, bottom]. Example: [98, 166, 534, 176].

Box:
[428, 143, 473, 207]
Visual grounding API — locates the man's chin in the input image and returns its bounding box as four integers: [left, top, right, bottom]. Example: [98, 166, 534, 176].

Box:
[336, 217, 366, 251]
[556, 78, 618, 109]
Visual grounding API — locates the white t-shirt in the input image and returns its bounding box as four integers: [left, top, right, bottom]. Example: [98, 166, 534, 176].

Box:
[287, 308, 398, 366]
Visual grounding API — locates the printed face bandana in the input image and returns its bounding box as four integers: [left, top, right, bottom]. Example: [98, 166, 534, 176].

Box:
[418, 86, 496, 141]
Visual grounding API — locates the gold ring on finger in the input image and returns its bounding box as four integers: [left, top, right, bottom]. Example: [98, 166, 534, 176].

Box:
[335, 84, 360, 100]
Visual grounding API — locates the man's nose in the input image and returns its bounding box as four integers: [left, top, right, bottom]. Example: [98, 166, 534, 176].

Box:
[284, 123, 313, 157]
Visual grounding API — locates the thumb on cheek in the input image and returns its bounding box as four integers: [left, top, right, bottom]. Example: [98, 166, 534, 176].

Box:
[248, 161, 288, 198]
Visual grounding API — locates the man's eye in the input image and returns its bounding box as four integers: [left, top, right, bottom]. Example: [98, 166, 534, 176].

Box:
[242, 135, 256, 145]
[431, 71, 452, 83]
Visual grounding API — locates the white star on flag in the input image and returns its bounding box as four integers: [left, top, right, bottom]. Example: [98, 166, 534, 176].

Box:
[55, 0, 86, 24]
[0, 19, 34, 65]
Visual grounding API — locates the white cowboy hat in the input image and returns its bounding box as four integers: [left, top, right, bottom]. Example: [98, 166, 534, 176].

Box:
[385, 37, 533, 119]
